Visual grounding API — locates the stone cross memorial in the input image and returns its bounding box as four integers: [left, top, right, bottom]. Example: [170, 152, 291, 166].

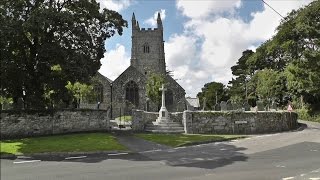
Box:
[220, 101, 227, 111]
[156, 84, 170, 123]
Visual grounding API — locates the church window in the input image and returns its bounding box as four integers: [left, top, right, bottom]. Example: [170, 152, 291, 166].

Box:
[125, 81, 139, 106]
[143, 43, 150, 53]
[165, 89, 173, 106]
[94, 84, 104, 103]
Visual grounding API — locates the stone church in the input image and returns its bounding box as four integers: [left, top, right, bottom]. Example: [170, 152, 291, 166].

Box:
[82, 12, 186, 118]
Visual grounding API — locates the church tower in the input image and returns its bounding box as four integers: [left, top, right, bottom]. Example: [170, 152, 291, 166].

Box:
[130, 12, 166, 75]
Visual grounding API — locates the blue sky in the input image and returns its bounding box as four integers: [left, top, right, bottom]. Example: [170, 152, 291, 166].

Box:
[97, 0, 313, 97]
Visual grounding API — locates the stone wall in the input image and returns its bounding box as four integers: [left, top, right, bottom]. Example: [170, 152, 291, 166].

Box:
[183, 111, 298, 134]
[0, 109, 110, 139]
[131, 109, 183, 131]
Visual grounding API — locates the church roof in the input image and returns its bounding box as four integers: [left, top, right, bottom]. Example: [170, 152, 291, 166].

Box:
[96, 72, 113, 84]
[166, 75, 185, 92]
[113, 65, 146, 84]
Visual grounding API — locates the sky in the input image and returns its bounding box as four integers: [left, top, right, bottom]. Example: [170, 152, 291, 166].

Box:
[97, 0, 313, 97]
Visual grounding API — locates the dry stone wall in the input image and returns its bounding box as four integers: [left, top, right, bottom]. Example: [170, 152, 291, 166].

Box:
[0, 109, 110, 139]
[183, 111, 298, 134]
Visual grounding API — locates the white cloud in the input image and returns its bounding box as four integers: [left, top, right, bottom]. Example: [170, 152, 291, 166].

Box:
[168, 0, 313, 97]
[145, 9, 166, 27]
[99, 44, 130, 81]
[176, 0, 241, 19]
[98, 0, 132, 12]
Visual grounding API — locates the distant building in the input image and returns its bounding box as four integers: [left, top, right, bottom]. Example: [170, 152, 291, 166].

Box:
[185, 97, 200, 111]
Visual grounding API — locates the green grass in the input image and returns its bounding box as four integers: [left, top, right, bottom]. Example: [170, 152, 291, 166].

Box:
[0, 133, 127, 155]
[115, 116, 132, 122]
[135, 133, 246, 147]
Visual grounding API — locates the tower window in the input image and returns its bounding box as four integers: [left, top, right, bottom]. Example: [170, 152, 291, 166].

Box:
[143, 43, 150, 53]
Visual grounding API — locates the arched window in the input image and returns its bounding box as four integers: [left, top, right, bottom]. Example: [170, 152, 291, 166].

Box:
[165, 89, 173, 106]
[94, 84, 104, 103]
[125, 81, 139, 106]
[143, 43, 150, 53]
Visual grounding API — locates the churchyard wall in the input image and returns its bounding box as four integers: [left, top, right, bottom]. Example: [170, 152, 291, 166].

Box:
[131, 109, 298, 134]
[0, 109, 110, 139]
[183, 111, 298, 134]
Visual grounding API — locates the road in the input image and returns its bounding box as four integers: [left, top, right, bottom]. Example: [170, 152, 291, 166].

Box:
[1, 120, 320, 180]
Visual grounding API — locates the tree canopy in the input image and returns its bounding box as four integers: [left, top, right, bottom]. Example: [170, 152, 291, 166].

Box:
[197, 82, 228, 110]
[209, 1, 319, 110]
[0, 0, 127, 109]
[146, 73, 165, 107]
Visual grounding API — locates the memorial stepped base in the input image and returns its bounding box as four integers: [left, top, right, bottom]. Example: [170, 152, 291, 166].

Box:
[145, 121, 185, 133]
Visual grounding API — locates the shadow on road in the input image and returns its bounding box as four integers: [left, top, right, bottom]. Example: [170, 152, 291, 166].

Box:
[8, 141, 248, 170]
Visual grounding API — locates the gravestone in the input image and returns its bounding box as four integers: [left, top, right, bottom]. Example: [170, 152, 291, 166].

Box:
[220, 101, 227, 111]
[243, 102, 251, 111]
[214, 103, 221, 111]
[202, 97, 206, 111]
[16, 98, 24, 110]
[256, 100, 265, 111]
[226, 101, 233, 111]
[270, 100, 277, 111]
[233, 103, 242, 111]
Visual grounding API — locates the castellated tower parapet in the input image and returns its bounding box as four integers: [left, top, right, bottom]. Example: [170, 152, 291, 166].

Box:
[131, 12, 166, 75]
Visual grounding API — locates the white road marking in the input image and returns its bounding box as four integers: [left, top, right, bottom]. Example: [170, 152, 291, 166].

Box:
[174, 147, 186, 149]
[310, 150, 318, 152]
[309, 178, 320, 180]
[282, 177, 294, 180]
[140, 149, 162, 153]
[300, 174, 306, 177]
[108, 153, 128, 156]
[14, 160, 41, 164]
[65, 156, 87, 160]
[220, 148, 227, 151]
[276, 165, 286, 168]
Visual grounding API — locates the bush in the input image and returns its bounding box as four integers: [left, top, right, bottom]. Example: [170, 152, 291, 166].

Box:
[296, 107, 311, 120]
[296, 107, 320, 123]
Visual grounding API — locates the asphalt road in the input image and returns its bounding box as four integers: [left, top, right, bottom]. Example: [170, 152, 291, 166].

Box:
[1, 120, 320, 180]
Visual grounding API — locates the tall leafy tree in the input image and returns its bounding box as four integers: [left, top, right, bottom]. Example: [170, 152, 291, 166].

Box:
[255, 69, 285, 102]
[146, 73, 165, 108]
[0, 0, 127, 108]
[277, 1, 320, 105]
[197, 82, 227, 110]
[228, 50, 254, 103]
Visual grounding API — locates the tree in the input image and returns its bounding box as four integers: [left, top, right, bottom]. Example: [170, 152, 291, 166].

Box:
[0, 0, 127, 109]
[228, 50, 254, 104]
[255, 69, 284, 104]
[197, 82, 227, 110]
[277, 1, 320, 105]
[65, 81, 97, 107]
[146, 73, 165, 108]
[239, 0, 319, 107]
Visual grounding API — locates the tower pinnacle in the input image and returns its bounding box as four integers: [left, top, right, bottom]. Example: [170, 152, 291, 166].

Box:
[157, 12, 163, 29]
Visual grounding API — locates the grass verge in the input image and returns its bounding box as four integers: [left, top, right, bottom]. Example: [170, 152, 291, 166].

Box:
[0, 133, 127, 155]
[135, 133, 246, 147]
[115, 116, 132, 122]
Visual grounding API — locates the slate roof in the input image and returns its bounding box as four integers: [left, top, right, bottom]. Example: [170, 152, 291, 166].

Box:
[186, 97, 200, 108]
[96, 72, 113, 84]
